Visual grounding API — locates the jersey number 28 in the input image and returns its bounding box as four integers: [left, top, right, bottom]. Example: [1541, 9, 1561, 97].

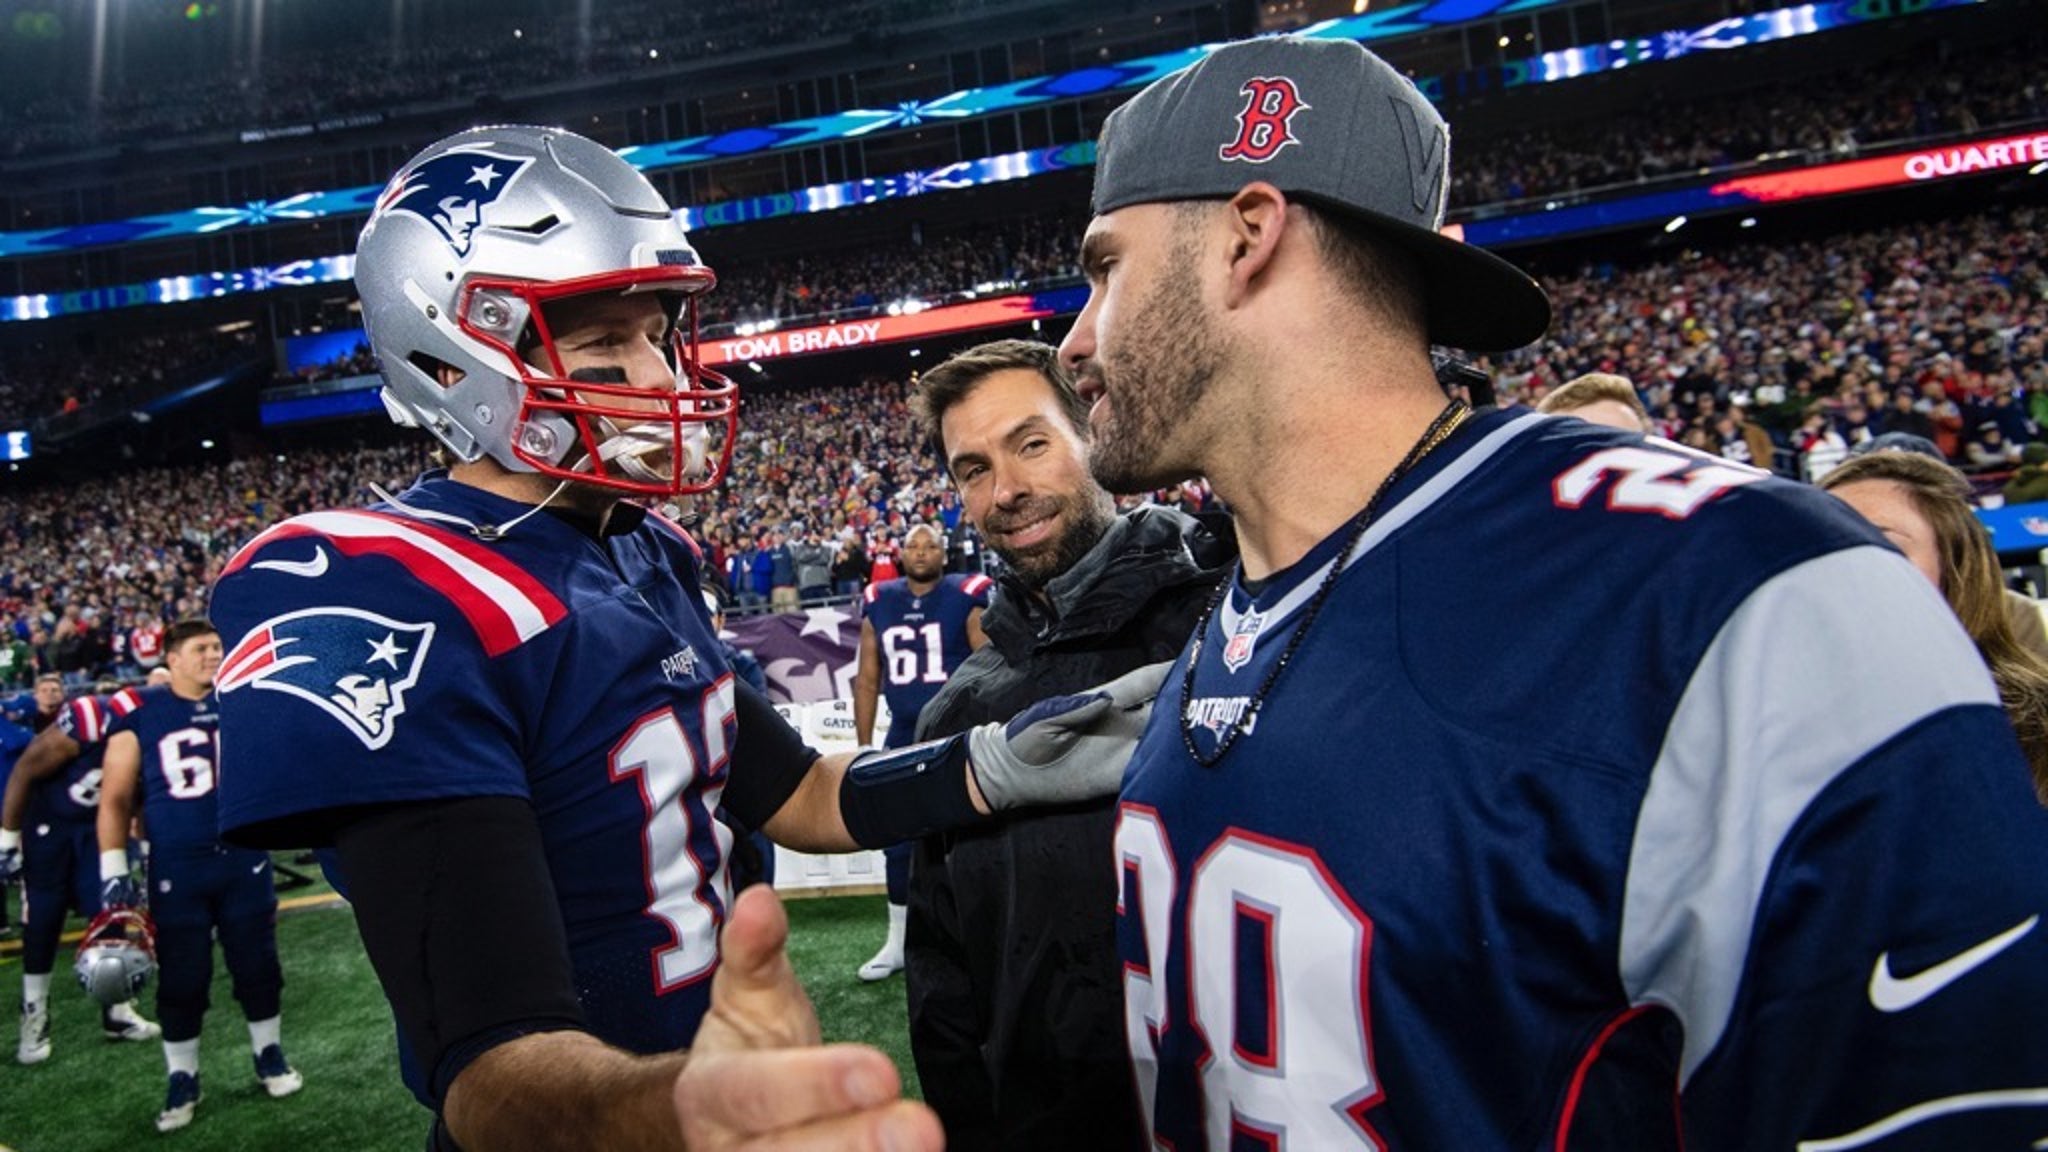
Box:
[1119, 805, 1385, 1149]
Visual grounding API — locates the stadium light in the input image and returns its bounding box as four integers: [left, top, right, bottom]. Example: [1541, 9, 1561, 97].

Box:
[1664, 215, 1688, 233]
[1740, 217, 1758, 228]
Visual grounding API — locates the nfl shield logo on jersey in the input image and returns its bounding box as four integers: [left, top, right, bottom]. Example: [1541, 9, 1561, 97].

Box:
[1222, 609, 1266, 674]
[217, 607, 435, 750]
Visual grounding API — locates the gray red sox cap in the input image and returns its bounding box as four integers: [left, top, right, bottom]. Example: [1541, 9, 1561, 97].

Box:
[1091, 35, 1552, 352]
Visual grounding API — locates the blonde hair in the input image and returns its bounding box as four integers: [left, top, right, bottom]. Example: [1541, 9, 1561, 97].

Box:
[1537, 373, 1652, 430]
[1823, 452, 2048, 803]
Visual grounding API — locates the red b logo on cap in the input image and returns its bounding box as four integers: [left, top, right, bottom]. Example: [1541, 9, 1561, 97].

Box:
[1220, 77, 1310, 164]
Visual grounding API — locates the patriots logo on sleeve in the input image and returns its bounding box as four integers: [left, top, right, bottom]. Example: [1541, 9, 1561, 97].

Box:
[373, 147, 535, 258]
[217, 607, 435, 750]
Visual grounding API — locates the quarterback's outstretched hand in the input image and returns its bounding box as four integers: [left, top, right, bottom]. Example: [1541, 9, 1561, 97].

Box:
[968, 660, 1171, 811]
[674, 886, 941, 1151]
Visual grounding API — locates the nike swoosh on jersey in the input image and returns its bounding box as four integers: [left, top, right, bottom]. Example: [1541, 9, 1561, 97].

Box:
[1868, 914, 2037, 1013]
[250, 547, 329, 578]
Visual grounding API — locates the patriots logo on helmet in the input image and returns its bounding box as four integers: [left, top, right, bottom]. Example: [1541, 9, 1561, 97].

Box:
[374, 147, 535, 258]
[76, 906, 157, 1006]
[217, 607, 435, 750]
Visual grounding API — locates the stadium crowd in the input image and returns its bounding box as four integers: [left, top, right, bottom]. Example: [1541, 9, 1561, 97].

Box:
[1494, 200, 2048, 482]
[0, 0, 1046, 158]
[0, 202, 2039, 684]
[0, 201, 2041, 686]
[1, 12, 2035, 424]
[0, 442, 430, 687]
[1448, 39, 2046, 209]
[0, 329, 259, 424]
[704, 209, 1086, 329]
[0, 6, 2032, 212]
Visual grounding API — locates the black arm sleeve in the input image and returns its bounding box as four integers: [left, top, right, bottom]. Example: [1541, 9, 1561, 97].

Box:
[331, 796, 586, 1110]
[836, 734, 984, 847]
[721, 677, 821, 831]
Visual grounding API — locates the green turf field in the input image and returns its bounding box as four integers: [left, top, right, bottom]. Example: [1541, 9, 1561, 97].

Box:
[0, 884, 912, 1152]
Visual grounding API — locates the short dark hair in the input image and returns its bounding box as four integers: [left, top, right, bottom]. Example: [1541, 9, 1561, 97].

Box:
[1300, 203, 1427, 344]
[165, 617, 217, 653]
[912, 340, 1089, 462]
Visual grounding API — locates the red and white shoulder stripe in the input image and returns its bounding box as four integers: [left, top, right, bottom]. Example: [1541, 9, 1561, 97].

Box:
[62, 687, 138, 744]
[959, 573, 993, 598]
[63, 697, 108, 744]
[222, 510, 568, 657]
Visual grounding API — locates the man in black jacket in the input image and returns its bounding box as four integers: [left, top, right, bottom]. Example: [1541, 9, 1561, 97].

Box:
[906, 340, 1234, 1151]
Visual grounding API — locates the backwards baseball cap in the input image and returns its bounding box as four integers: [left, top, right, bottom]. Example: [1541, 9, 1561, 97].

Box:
[1847, 432, 1945, 460]
[1091, 35, 1550, 352]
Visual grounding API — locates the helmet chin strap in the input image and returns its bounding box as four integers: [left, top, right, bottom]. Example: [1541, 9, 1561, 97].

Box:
[476, 478, 574, 540]
[370, 477, 574, 541]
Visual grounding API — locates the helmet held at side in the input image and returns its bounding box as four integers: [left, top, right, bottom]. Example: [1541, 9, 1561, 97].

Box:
[354, 124, 737, 497]
[75, 906, 157, 1006]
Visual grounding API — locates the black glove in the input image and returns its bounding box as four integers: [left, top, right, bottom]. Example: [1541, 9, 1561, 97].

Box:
[100, 874, 142, 911]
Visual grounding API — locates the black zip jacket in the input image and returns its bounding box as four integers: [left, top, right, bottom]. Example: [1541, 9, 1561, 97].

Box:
[907, 504, 1234, 1152]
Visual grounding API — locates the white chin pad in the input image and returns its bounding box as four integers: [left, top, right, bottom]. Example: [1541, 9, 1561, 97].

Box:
[586, 420, 708, 484]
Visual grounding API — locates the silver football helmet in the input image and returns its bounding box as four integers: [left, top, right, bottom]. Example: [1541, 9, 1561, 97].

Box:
[75, 906, 157, 1006]
[354, 125, 737, 497]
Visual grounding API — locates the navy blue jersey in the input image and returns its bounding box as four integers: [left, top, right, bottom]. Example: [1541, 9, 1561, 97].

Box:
[0, 691, 41, 729]
[1118, 410, 2048, 1150]
[106, 686, 224, 855]
[210, 472, 741, 1055]
[31, 690, 136, 827]
[0, 717, 27, 808]
[863, 573, 990, 747]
